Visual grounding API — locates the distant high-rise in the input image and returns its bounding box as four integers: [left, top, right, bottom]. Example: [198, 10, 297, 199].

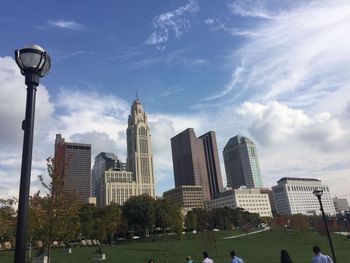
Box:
[199, 131, 223, 197]
[126, 98, 155, 198]
[54, 134, 91, 203]
[223, 135, 262, 189]
[171, 128, 223, 201]
[91, 152, 125, 206]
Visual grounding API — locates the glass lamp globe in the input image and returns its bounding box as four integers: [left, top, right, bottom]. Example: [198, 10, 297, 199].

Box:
[15, 44, 51, 77]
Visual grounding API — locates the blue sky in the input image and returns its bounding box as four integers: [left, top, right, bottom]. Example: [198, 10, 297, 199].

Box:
[1, 0, 350, 201]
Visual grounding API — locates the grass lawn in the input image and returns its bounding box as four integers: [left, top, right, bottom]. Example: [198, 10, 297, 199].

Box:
[1, 229, 349, 263]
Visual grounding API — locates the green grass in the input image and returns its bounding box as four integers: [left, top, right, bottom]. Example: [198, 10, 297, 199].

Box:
[1, 230, 350, 263]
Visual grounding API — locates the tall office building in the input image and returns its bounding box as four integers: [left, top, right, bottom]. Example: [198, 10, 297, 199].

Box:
[223, 135, 262, 189]
[199, 131, 223, 197]
[91, 152, 125, 206]
[54, 134, 91, 203]
[171, 128, 223, 201]
[126, 98, 155, 198]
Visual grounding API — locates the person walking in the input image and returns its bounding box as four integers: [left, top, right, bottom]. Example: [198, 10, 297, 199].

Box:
[280, 249, 293, 263]
[311, 246, 333, 263]
[230, 250, 244, 263]
[186, 255, 194, 263]
[202, 251, 214, 263]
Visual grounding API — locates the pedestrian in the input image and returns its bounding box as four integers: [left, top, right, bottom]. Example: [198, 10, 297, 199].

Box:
[202, 251, 214, 263]
[230, 250, 244, 263]
[148, 259, 154, 263]
[280, 249, 293, 263]
[186, 255, 194, 263]
[311, 245, 333, 263]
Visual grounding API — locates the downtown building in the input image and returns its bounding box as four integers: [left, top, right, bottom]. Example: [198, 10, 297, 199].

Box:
[272, 177, 336, 216]
[170, 128, 223, 202]
[94, 98, 155, 206]
[223, 135, 263, 189]
[54, 134, 91, 203]
[163, 185, 204, 214]
[207, 188, 273, 218]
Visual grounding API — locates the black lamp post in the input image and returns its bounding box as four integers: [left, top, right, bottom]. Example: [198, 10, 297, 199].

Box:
[345, 210, 350, 234]
[313, 187, 337, 263]
[14, 44, 51, 263]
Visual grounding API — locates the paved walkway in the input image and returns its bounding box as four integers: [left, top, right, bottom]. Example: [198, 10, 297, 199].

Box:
[334, 231, 350, 236]
[222, 227, 271, 240]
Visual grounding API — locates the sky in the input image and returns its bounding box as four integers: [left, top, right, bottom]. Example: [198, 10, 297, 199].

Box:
[1, 0, 350, 202]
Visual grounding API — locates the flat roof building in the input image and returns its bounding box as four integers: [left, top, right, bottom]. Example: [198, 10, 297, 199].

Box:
[163, 185, 204, 214]
[54, 134, 91, 203]
[171, 128, 223, 201]
[272, 177, 336, 216]
[207, 188, 272, 217]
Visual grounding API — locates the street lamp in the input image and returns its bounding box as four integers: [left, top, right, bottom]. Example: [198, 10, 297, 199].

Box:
[345, 210, 350, 234]
[313, 187, 337, 263]
[14, 44, 51, 263]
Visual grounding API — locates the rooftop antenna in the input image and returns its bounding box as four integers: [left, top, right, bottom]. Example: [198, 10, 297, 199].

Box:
[136, 89, 139, 100]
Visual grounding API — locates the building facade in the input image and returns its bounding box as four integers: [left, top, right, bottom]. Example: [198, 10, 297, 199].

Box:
[127, 98, 155, 198]
[92, 152, 126, 207]
[199, 131, 224, 198]
[171, 128, 222, 201]
[163, 185, 204, 214]
[100, 170, 136, 206]
[223, 135, 263, 189]
[333, 197, 350, 213]
[207, 188, 272, 217]
[54, 134, 91, 203]
[272, 177, 336, 216]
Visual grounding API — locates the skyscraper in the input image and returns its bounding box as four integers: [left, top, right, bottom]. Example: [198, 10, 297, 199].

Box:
[223, 135, 262, 189]
[171, 128, 223, 201]
[54, 134, 91, 203]
[91, 152, 125, 206]
[126, 98, 155, 198]
[199, 131, 223, 197]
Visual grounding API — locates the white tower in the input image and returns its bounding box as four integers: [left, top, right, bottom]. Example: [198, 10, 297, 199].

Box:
[126, 98, 155, 197]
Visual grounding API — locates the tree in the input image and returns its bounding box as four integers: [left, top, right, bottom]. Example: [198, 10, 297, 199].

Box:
[122, 195, 156, 236]
[101, 203, 122, 244]
[155, 199, 182, 234]
[79, 203, 97, 239]
[28, 157, 81, 262]
[0, 198, 16, 242]
[184, 211, 197, 231]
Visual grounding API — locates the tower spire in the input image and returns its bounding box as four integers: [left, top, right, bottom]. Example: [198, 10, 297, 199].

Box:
[136, 89, 139, 100]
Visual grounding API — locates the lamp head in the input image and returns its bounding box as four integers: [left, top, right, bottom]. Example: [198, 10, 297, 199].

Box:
[15, 44, 51, 79]
[313, 187, 323, 198]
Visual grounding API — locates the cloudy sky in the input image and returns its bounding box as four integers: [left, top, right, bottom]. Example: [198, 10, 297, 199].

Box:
[1, 0, 350, 202]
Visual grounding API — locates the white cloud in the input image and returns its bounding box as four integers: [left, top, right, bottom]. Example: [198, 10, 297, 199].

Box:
[205, 0, 350, 116]
[48, 20, 82, 30]
[47, 20, 84, 30]
[145, 0, 199, 49]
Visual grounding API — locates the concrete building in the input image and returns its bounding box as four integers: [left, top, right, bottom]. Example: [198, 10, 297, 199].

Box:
[127, 98, 155, 198]
[92, 152, 126, 207]
[207, 188, 272, 217]
[223, 135, 263, 189]
[100, 170, 136, 206]
[333, 197, 350, 213]
[54, 134, 91, 203]
[163, 185, 204, 214]
[171, 128, 222, 201]
[272, 177, 336, 216]
[260, 188, 276, 215]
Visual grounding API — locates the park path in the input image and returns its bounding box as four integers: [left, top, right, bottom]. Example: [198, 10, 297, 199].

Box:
[222, 227, 271, 240]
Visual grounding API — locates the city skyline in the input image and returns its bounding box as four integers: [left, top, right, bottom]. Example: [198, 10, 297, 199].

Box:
[1, 1, 350, 201]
